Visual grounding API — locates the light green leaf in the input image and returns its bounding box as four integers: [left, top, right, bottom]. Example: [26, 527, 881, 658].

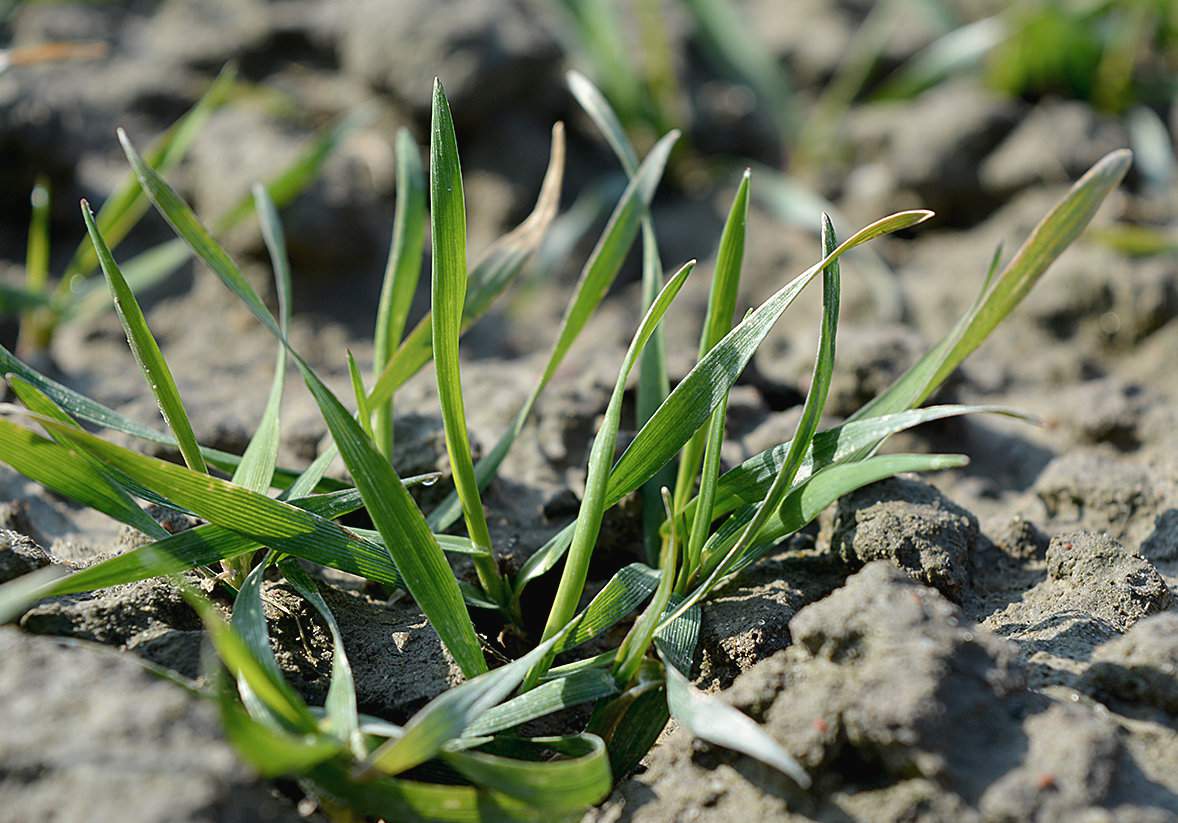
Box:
[463, 670, 618, 737]
[230, 184, 293, 496]
[218, 679, 341, 777]
[20, 414, 406, 587]
[429, 79, 506, 606]
[307, 761, 547, 823]
[373, 128, 427, 457]
[360, 635, 561, 777]
[280, 558, 362, 756]
[855, 149, 1132, 422]
[663, 653, 809, 787]
[82, 200, 208, 474]
[442, 734, 611, 813]
[346, 350, 375, 441]
[0, 384, 167, 539]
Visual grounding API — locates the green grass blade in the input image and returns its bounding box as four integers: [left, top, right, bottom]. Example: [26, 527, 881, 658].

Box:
[82, 200, 208, 474]
[636, 222, 671, 564]
[367, 124, 566, 410]
[230, 184, 294, 496]
[613, 490, 677, 685]
[682, 388, 728, 587]
[554, 562, 659, 655]
[231, 556, 285, 723]
[285, 330, 488, 674]
[652, 597, 700, 676]
[567, 70, 639, 173]
[662, 653, 809, 787]
[854, 149, 1131, 421]
[429, 79, 506, 607]
[0, 341, 345, 489]
[15, 175, 50, 348]
[346, 350, 375, 440]
[463, 670, 618, 737]
[539, 261, 694, 651]
[373, 129, 427, 457]
[302, 365, 488, 678]
[441, 734, 611, 813]
[699, 404, 1023, 523]
[0, 417, 165, 538]
[218, 680, 341, 777]
[306, 762, 545, 823]
[21, 413, 406, 586]
[186, 585, 318, 732]
[119, 128, 283, 341]
[569, 70, 675, 564]
[672, 170, 750, 515]
[360, 636, 562, 777]
[5, 375, 173, 534]
[536, 131, 680, 392]
[280, 557, 362, 756]
[0, 483, 424, 622]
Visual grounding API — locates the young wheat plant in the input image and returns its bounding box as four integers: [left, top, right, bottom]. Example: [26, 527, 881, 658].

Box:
[0, 74, 1131, 821]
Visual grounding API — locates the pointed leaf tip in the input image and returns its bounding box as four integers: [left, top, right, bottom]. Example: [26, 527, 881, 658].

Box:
[1094, 148, 1133, 179]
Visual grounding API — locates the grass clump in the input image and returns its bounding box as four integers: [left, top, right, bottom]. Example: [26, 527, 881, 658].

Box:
[0, 72, 1131, 821]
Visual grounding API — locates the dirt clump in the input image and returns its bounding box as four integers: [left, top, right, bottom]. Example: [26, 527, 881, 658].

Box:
[984, 530, 1170, 691]
[824, 476, 978, 599]
[0, 529, 50, 583]
[0, 627, 310, 823]
[594, 562, 1178, 822]
[1082, 612, 1178, 717]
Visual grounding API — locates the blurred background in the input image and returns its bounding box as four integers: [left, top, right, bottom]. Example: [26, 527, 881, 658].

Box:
[0, 0, 1175, 525]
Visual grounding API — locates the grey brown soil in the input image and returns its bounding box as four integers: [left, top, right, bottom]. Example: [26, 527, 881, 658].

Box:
[2, 1, 1177, 821]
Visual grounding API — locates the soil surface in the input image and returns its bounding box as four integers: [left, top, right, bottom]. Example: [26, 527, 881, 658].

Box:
[2, 2, 1177, 822]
